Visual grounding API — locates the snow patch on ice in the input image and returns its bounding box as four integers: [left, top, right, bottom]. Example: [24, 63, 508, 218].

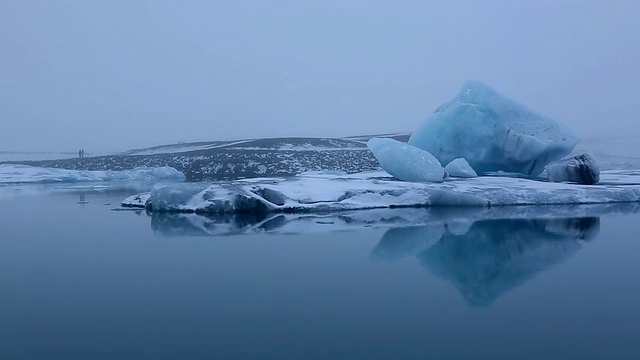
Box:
[121, 193, 151, 208]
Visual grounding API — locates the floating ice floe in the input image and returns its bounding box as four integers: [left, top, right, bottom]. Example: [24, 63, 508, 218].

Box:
[409, 81, 580, 175]
[120, 192, 151, 208]
[121, 170, 640, 214]
[367, 137, 444, 182]
[0, 164, 185, 184]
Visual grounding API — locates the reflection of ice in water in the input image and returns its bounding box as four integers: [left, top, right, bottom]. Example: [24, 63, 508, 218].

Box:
[146, 203, 636, 237]
[376, 217, 600, 307]
[142, 204, 619, 306]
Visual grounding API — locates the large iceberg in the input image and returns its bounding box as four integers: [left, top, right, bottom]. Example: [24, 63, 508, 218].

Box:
[409, 81, 580, 176]
[0, 164, 186, 184]
[367, 137, 444, 182]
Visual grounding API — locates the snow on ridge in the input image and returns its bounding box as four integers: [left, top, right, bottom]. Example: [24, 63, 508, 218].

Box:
[230, 146, 369, 152]
[121, 140, 255, 156]
[119, 136, 375, 156]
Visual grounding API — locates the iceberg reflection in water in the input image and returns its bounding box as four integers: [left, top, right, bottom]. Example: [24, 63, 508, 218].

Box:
[148, 203, 636, 237]
[375, 217, 600, 307]
[143, 204, 639, 308]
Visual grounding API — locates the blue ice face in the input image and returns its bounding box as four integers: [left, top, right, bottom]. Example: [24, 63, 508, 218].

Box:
[409, 81, 580, 176]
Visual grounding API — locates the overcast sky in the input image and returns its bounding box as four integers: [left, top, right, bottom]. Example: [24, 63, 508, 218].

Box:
[1, 0, 639, 153]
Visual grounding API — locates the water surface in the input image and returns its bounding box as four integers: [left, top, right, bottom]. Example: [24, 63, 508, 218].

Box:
[1, 188, 640, 359]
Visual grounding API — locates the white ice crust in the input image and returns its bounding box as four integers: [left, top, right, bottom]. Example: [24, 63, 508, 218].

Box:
[0, 164, 186, 184]
[445, 158, 478, 178]
[409, 81, 580, 175]
[121, 192, 151, 208]
[367, 137, 444, 182]
[130, 170, 640, 214]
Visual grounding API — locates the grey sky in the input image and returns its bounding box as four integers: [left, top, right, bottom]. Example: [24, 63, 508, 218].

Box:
[1, 0, 639, 153]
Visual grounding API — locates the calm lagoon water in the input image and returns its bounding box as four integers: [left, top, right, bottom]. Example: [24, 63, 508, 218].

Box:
[1, 187, 640, 359]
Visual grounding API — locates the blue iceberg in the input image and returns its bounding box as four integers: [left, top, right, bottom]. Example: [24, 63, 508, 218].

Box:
[409, 81, 580, 176]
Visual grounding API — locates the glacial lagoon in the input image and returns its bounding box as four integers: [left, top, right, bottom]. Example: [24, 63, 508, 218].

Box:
[2, 186, 640, 359]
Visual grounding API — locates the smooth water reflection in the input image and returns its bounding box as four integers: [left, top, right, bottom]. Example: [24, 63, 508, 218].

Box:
[151, 208, 608, 307]
[148, 203, 638, 237]
[3, 191, 640, 359]
[377, 217, 599, 306]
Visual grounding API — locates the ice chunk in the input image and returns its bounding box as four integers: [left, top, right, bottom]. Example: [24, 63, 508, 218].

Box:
[367, 137, 444, 182]
[546, 153, 600, 185]
[444, 158, 477, 178]
[149, 183, 213, 212]
[148, 183, 282, 213]
[121, 192, 151, 208]
[0, 164, 186, 184]
[408, 81, 580, 176]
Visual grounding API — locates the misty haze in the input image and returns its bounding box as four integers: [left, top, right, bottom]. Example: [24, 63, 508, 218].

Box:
[2, 1, 640, 359]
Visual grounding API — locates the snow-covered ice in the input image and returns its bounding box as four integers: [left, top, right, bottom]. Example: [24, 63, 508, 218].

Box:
[445, 158, 477, 178]
[0, 164, 186, 184]
[409, 81, 580, 175]
[121, 193, 151, 208]
[367, 137, 444, 182]
[124, 169, 640, 214]
[121, 140, 254, 155]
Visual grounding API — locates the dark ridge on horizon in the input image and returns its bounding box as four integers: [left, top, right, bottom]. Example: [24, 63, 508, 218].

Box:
[2, 134, 411, 182]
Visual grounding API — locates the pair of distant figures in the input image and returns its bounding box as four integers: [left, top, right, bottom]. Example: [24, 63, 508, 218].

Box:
[78, 149, 85, 159]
